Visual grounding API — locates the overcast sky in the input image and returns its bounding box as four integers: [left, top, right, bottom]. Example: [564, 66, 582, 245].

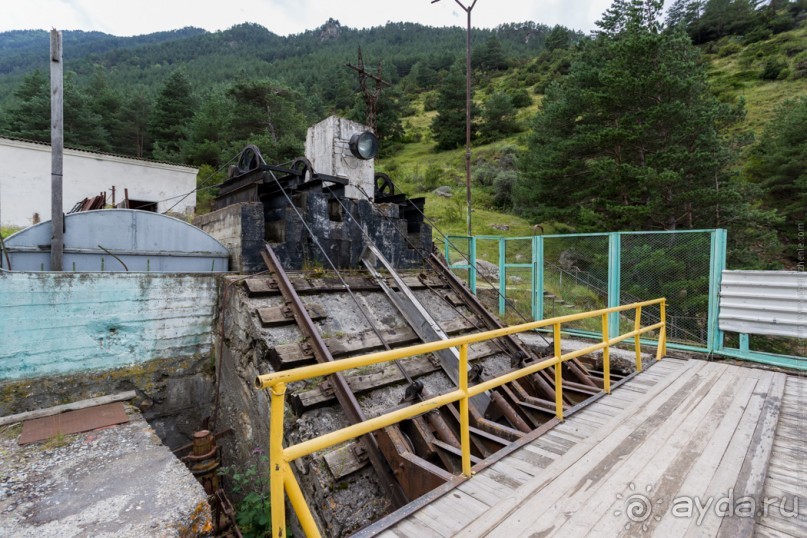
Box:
[3, 1, 616, 37]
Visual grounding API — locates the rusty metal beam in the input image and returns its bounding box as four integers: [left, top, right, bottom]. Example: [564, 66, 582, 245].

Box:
[261, 245, 408, 509]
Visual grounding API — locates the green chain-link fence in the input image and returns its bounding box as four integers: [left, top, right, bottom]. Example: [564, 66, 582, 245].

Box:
[445, 230, 726, 353]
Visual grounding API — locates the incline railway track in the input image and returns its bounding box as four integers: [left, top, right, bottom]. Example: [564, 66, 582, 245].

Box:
[217, 143, 637, 533]
[243, 171, 628, 516]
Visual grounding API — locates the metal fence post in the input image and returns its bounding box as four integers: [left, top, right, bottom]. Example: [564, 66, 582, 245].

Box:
[602, 313, 611, 393]
[708, 229, 727, 354]
[499, 238, 506, 316]
[469, 236, 477, 295]
[634, 305, 643, 372]
[533, 235, 544, 321]
[608, 232, 621, 339]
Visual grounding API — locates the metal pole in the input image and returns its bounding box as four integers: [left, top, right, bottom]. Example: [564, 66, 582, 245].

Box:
[464, 1, 474, 238]
[50, 29, 64, 271]
[432, 0, 476, 237]
[270, 383, 287, 538]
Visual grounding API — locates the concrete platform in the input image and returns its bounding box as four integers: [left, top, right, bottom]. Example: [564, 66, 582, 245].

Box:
[364, 358, 806, 537]
[0, 406, 212, 537]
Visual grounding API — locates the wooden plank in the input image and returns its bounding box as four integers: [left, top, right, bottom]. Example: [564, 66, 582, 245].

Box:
[717, 372, 788, 538]
[755, 510, 807, 537]
[270, 316, 481, 369]
[527, 365, 741, 537]
[508, 445, 555, 469]
[457, 474, 506, 507]
[424, 489, 490, 525]
[490, 459, 536, 483]
[244, 277, 279, 295]
[257, 303, 327, 326]
[450, 359, 704, 537]
[245, 274, 449, 296]
[691, 374, 780, 536]
[322, 442, 368, 480]
[755, 520, 802, 538]
[412, 507, 456, 537]
[290, 341, 498, 411]
[0, 391, 136, 427]
[618, 374, 764, 538]
[648, 372, 771, 537]
[382, 518, 434, 538]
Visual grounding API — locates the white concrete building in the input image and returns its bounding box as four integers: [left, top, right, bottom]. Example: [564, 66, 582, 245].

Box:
[0, 137, 198, 228]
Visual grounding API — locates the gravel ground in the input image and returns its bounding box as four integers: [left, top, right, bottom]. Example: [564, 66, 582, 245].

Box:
[0, 407, 212, 537]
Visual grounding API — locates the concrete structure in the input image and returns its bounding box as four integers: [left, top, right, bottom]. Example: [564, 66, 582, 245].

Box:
[0, 137, 198, 227]
[0, 409, 213, 537]
[305, 116, 375, 201]
[193, 202, 265, 273]
[0, 272, 220, 380]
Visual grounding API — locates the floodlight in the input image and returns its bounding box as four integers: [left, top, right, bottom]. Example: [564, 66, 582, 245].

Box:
[348, 131, 378, 160]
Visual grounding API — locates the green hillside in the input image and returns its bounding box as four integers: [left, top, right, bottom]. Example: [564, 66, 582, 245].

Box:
[0, 0, 805, 266]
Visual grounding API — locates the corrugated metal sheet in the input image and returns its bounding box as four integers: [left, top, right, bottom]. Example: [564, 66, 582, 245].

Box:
[719, 270, 807, 338]
[2, 209, 229, 272]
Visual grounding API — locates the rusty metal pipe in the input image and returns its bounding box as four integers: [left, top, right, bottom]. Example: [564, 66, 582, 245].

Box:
[490, 392, 531, 433]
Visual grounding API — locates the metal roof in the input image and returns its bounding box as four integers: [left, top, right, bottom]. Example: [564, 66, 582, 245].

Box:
[2, 209, 229, 272]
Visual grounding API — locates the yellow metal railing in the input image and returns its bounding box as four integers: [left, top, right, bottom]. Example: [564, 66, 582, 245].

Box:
[255, 298, 667, 537]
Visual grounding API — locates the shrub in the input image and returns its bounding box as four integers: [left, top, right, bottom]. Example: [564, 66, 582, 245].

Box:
[718, 42, 742, 57]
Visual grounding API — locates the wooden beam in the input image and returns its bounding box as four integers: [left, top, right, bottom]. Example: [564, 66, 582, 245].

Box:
[50, 29, 64, 271]
[0, 391, 137, 427]
[290, 341, 499, 413]
[268, 315, 483, 370]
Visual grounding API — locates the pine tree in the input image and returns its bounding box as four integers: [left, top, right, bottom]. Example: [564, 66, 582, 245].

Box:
[746, 97, 807, 266]
[517, 0, 745, 232]
[4, 70, 50, 141]
[149, 70, 195, 161]
[430, 65, 476, 150]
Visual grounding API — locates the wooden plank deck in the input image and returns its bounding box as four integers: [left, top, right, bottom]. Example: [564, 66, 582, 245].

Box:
[371, 358, 804, 538]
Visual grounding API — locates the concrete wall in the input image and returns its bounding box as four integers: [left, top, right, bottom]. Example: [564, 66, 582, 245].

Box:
[0, 271, 220, 380]
[0, 138, 198, 227]
[305, 116, 374, 201]
[193, 202, 265, 273]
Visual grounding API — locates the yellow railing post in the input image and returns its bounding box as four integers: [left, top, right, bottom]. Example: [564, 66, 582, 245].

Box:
[601, 313, 610, 394]
[634, 306, 643, 372]
[283, 461, 321, 537]
[270, 382, 287, 538]
[657, 299, 667, 360]
[459, 343, 471, 477]
[553, 323, 563, 421]
[253, 298, 667, 537]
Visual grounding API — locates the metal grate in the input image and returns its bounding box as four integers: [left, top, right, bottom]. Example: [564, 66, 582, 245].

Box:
[620, 232, 712, 346]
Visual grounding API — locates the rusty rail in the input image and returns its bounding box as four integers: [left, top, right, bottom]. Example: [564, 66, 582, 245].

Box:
[261, 244, 408, 508]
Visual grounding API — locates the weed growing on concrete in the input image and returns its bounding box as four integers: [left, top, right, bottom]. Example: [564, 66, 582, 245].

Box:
[42, 432, 69, 450]
[221, 448, 280, 537]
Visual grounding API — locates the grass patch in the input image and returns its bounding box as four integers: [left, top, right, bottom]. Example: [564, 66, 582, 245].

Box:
[1, 226, 22, 239]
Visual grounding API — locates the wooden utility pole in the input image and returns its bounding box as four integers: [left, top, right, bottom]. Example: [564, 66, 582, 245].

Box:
[50, 29, 64, 271]
[347, 47, 390, 133]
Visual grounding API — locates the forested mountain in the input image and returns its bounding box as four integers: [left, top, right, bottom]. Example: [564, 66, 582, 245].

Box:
[0, 0, 805, 268]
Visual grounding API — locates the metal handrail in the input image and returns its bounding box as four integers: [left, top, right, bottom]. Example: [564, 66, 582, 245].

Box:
[255, 298, 668, 537]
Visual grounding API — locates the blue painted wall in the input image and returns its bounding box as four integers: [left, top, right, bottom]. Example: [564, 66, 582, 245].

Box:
[0, 272, 220, 380]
